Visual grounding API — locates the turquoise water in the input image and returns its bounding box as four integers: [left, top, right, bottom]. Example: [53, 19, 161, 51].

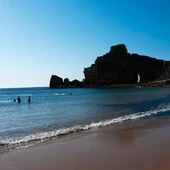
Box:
[1, 87, 170, 153]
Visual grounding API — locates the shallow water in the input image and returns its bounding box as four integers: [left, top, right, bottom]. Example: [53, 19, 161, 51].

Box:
[0, 87, 170, 153]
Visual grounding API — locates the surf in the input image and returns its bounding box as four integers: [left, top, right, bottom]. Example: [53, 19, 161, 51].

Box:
[1, 103, 170, 154]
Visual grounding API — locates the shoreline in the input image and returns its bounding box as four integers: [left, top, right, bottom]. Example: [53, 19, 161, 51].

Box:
[1, 117, 170, 170]
[1, 101, 169, 154]
[83, 79, 170, 88]
[49, 79, 170, 89]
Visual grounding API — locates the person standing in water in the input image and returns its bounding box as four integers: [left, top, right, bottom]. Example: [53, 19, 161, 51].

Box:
[28, 96, 31, 103]
[17, 96, 21, 103]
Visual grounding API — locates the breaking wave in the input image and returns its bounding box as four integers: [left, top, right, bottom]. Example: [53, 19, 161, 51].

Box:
[2, 103, 170, 149]
[52, 93, 66, 96]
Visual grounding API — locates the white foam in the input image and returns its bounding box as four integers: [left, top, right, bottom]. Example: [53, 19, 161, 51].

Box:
[2, 103, 170, 145]
[0, 101, 12, 103]
[52, 93, 66, 96]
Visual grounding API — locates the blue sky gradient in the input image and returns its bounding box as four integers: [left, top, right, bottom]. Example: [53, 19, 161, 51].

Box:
[0, 0, 170, 88]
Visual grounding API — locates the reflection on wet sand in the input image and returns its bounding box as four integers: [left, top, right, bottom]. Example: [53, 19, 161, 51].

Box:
[96, 117, 170, 147]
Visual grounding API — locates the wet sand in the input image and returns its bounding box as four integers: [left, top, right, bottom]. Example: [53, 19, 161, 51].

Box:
[1, 118, 170, 170]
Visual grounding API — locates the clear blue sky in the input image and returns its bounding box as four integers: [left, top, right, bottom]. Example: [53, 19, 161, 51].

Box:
[0, 0, 170, 88]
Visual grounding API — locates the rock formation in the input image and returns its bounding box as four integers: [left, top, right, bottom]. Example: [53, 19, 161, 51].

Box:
[156, 65, 170, 81]
[49, 44, 170, 88]
[84, 44, 170, 85]
[49, 76, 83, 88]
[64, 78, 70, 88]
[49, 75, 63, 88]
[70, 79, 83, 87]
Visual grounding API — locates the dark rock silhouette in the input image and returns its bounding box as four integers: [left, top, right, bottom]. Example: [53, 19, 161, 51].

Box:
[49, 76, 83, 88]
[49, 75, 63, 88]
[70, 79, 83, 87]
[49, 44, 170, 88]
[156, 66, 170, 81]
[64, 78, 70, 88]
[84, 44, 170, 85]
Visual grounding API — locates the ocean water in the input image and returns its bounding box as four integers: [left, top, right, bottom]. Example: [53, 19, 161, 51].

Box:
[1, 87, 170, 153]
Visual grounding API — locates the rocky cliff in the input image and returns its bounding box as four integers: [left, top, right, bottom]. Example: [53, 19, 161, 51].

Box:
[156, 65, 170, 81]
[84, 44, 170, 85]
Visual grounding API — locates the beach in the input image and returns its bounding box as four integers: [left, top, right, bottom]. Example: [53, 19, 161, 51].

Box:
[1, 117, 170, 170]
[2, 0, 170, 169]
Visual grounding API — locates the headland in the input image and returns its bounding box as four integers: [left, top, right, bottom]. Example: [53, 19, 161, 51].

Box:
[49, 44, 170, 88]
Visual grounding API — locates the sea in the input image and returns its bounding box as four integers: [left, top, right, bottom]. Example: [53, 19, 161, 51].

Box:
[1, 87, 170, 154]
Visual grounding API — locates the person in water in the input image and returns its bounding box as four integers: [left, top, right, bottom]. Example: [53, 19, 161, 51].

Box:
[28, 96, 31, 103]
[17, 96, 21, 103]
[14, 99, 16, 102]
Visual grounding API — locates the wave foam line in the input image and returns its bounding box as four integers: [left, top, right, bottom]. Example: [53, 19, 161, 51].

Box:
[52, 93, 66, 96]
[2, 103, 170, 145]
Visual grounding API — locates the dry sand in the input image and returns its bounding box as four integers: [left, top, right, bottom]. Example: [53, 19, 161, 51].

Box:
[1, 118, 170, 170]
